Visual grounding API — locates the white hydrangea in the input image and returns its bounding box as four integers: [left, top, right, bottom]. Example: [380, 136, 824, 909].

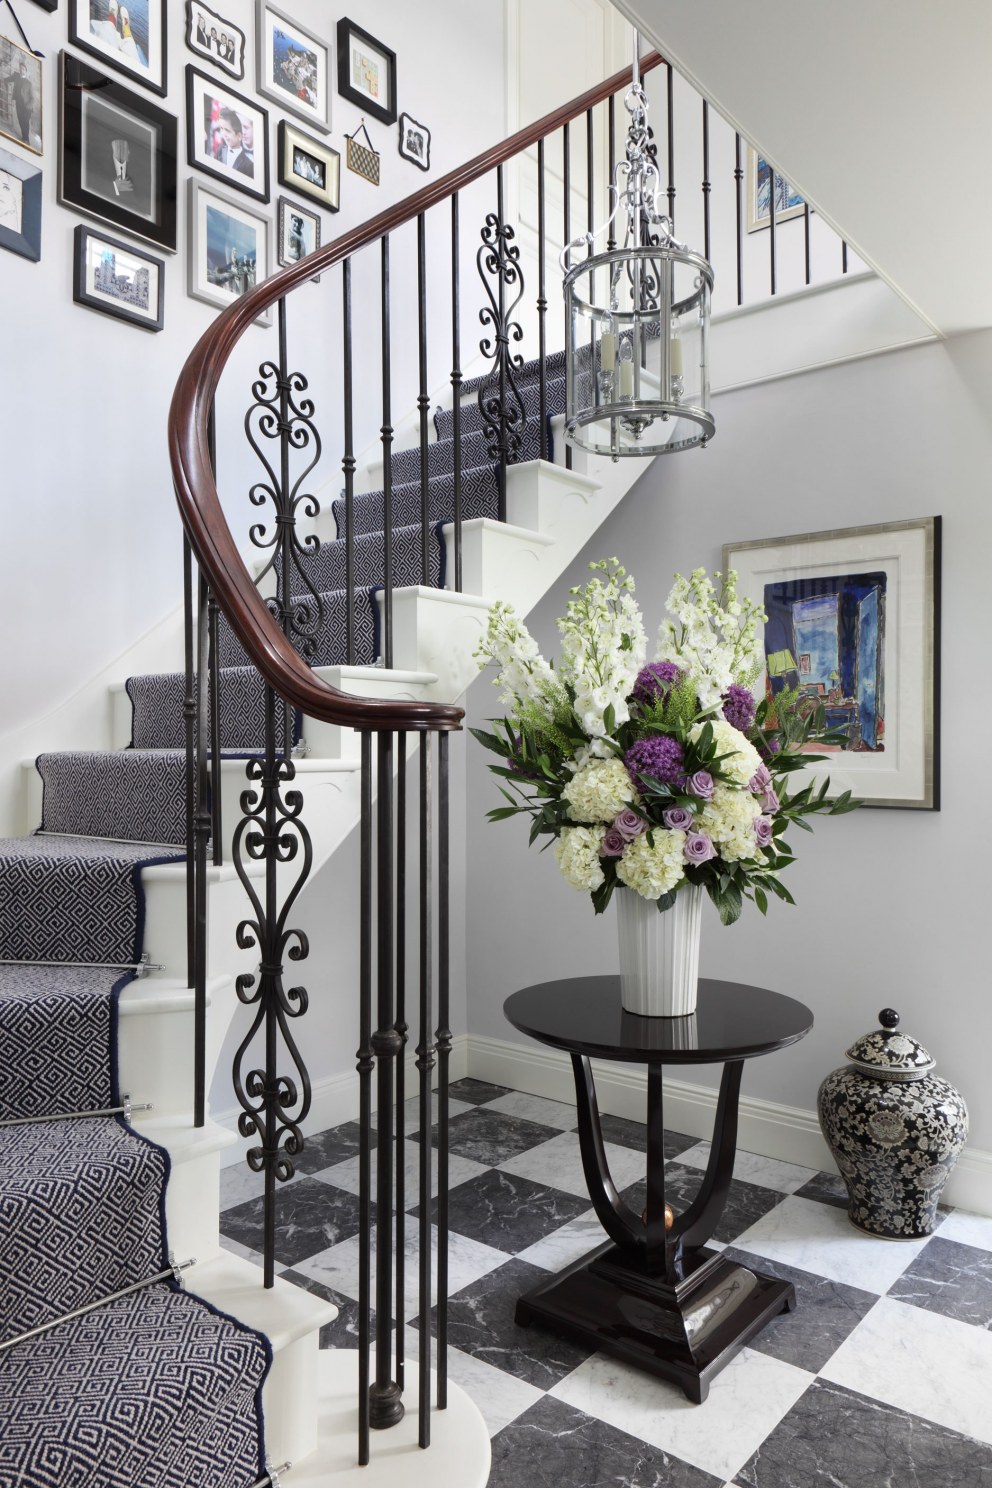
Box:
[557, 559, 647, 740]
[555, 825, 607, 891]
[615, 829, 687, 900]
[656, 568, 765, 708]
[698, 786, 762, 863]
[474, 601, 562, 722]
[690, 718, 762, 786]
[563, 758, 640, 823]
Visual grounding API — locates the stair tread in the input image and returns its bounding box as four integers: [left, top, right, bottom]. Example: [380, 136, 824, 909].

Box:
[190, 1252, 338, 1347]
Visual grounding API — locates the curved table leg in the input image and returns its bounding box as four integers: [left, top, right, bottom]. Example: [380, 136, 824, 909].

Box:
[570, 1053, 645, 1252]
[671, 1060, 744, 1252]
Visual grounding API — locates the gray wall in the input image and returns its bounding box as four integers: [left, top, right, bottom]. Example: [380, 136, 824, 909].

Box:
[464, 332, 992, 1151]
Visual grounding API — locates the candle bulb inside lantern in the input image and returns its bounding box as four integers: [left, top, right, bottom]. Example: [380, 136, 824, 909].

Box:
[618, 357, 634, 399]
[670, 328, 683, 378]
[600, 330, 616, 371]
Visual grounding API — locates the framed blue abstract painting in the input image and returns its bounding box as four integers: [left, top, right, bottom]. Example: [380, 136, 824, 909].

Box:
[724, 518, 940, 810]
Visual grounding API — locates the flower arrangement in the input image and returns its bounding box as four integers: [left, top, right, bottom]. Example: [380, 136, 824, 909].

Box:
[473, 559, 857, 925]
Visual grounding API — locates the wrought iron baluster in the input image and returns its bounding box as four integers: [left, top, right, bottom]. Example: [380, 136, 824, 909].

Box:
[734, 133, 744, 306]
[804, 202, 811, 285]
[194, 569, 210, 1131]
[381, 236, 394, 668]
[395, 732, 408, 1393]
[607, 94, 617, 253]
[666, 62, 675, 232]
[416, 735, 434, 1447]
[842, 239, 849, 274]
[451, 192, 463, 592]
[563, 122, 573, 470]
[417, 215, 430, 587]
[342, 258, 356, 665]
[702, 100, 711, 263]
[357, 729, 373, 1464]
[537, 137, 548, 463]
[206, 404, 223, 868]
[183, 536, 195, 995]
[477, 164, 526, 520]
[435, 731, 451, 1410]
[769, 166, 778, 295]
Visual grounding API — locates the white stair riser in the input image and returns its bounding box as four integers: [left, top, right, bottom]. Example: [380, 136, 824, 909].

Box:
[142, 869, 260, 985]
[160, 1144, 225, 1261]
[118, 996, 198, 1117]
[262, 1333, 323, 1466]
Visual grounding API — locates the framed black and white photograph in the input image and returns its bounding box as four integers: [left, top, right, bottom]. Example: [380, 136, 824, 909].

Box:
[277, 119, 338, 211]
[58, 53, 178, 251]
[188, 177, 271, 324]
[0, 31, 43, 155]
[277, 194, 319, 276]
[724, 517, 941, 810]
[398, 111, 430, 172]
[69, 0, 168, 97]
[73, 223, 164, 329]
[336, 17, 395, 126]
[185, 0, 244, 80]
[186, 65, 269, 202]
[0, 146, 41, 261]
[256, 2, 330, 133]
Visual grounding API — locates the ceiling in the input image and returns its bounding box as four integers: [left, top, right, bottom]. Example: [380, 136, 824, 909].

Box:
[613, 0, 992, 336]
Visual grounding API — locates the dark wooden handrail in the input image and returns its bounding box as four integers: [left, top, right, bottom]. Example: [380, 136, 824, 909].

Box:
[169, 52, 663, 730]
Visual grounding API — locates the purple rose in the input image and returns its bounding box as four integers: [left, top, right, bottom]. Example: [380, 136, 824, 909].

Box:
[686, 770, 714, 800]
[754, 815, 774, 848]
[722, 684, 757, 733]
[625, 735, 686, 791]
[749, 764, 772, 794]
[632, 661, 684, 704]
[684, 831, 717, 865]
[600, 827, 627, 857]
[761, 787, 780, 815]
[614, 808, 648, 840]
[662, 806, 694, 831]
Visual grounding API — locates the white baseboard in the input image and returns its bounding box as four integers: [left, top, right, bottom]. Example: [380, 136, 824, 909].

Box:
[465, 1033, 992, 1219]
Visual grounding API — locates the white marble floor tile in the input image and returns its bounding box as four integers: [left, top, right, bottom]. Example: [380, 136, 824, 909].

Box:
[939, 1208, 992, 1253]
[219, 1155, 304, 1209]
[411, 1343, 544, 1437]
[821, 1295, 992, 1445]
[498, 1130, 645, 1199]
[219, 1234, 287, 1274]
[370, 1095, 473, 1134]
[516, 1208, 606, 1271]
[312, 1145, 488, 1204]
[292, 1223, 510, 1319]
[732, 1194, 930, 1293]
[677, 1141, 818, 1195]
[550, 1346, 813, 1482]
[484, 1090, 578, 1131]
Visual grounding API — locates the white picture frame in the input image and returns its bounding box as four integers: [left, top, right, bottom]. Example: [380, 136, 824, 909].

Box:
[185, 0, 245, 81]
[187, 177, 271, 325]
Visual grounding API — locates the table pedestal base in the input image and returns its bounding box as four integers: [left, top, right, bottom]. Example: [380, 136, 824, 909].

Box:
[515, 1241, 794, 1404]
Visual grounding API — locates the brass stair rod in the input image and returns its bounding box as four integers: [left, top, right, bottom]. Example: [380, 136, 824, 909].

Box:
[0, 1258, 196, 1353]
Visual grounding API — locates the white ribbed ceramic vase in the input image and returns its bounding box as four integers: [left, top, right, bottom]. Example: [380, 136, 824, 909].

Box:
[616, 884, 703, 1017]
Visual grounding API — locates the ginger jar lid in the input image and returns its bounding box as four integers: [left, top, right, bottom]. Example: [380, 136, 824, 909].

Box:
[845, 1009, 935, 1079]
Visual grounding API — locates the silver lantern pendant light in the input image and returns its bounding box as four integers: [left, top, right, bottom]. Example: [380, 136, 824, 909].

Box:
[562, 39, 714, 460]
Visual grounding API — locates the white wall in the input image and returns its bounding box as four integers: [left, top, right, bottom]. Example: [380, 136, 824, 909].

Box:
[464, 330, 992, 1155]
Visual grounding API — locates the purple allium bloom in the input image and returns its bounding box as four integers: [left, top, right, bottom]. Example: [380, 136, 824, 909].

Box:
[754, 815, 774, 848]
[614, 808, 648, 840]
[758, 735, 782, 763]
[684, 831, 717, 865]
[722, 684, 756, 733]
[749, 763, 772, 794]
[632, 661, 684, 704]
[761, 787, 780, 815]
[625, 735, 686, 791]
[686, 770, 715, 800]
[662, 806, 694, 831]
[600, 827, 627, 857]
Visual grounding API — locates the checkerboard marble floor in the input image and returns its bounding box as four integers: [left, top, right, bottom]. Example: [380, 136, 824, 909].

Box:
[219, 1079, 992, 1487]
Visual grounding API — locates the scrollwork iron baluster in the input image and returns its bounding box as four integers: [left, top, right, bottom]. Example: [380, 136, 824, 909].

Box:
[477, 166, 526, 521]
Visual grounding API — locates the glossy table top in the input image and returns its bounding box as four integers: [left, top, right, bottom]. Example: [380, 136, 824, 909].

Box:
[504, 976, 813, 1065]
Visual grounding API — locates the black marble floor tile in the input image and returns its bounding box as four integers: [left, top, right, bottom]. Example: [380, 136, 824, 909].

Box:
[595, 1113, 698, 1159]
[220, 1177, 371, 1267]
[721, 1246, 878, 1372]
[488, 1394, 723, 1488]
[888, 1236, 992, 1329]
[794, 1170, 850, 1210]
[442, 1106, 561, 1165]
[279, 1268, 378, 1348]
[736, 1378, 992, 1488]
[422, 1168, 591, 1251]
[290, 1120, 376, 1176]
[448, 1077, 512, 1106]
[620, 1163, 786, 1245]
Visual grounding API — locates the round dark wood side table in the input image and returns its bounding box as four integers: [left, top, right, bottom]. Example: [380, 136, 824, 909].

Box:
[503, 975, 813, 1403]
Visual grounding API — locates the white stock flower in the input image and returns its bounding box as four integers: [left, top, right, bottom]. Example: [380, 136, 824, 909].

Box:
[690, 718, 761, 786]
[475, 601, 560, 721]
[656, 568, 766, 704]
[557, 559, 647, 739]
[563, 758, 640, 823]
[555, 825, 607, 891]
[615, 829, 687, 900]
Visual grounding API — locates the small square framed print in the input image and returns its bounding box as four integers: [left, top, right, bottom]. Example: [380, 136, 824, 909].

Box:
[277, 195, 320, 277]
[398, 112, 430, 172]
[336, 17, 395, 126]
[257, 2, 330, 134]
[186, 1, 245, 80]
[746, 145, 805, 233]
[277, 120, 339, 212]
[188, 176, 271, 325]
[0, 31, 43, 155]
[186, 65, 269, 202]
[73, 224, 164, 329]
[0, 147, 41, 261]
[68, 0, 168, 96]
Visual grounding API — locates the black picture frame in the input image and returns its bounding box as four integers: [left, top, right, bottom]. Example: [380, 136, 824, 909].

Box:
[277, 119, 339, 212]
[398, 111, 429, 172]
[186, 64, 269, 202]
[27, 0, 59, 12]
[185, 0, 245, 80]
[68, 0, 169, 97]
[336, 17, 396, 126]
[0, 146, 41, 261]
[58, 52, 178, 251]
[73, 223, 164, 329]
[277, 194, 320, 278]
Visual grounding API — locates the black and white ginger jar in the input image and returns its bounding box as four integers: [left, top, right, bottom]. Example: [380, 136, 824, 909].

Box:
[817, 1008, 968, 1239]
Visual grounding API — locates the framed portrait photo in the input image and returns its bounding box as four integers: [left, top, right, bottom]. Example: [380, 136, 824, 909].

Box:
[188, 177, 271, 325]
[0, 147, 41, 261]
[0, 31, 43, 155]
[336, 17, 395, 126]
[277, 119, 338, 211]
[58, 53, 177, 251]
[747, 145, 805, 233]
[69, 0, 167, 96]
[73, 224, 164, 329]
[185, 0, 244, 80]
[186, 66, 269, 202]
[277, 195, 319, 277]
[257, 2, 330, 134]
[398, 112, 430, 172]
[724, 516, 941, 810]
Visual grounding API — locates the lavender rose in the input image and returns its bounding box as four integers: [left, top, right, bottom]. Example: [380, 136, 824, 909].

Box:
[761, 787, 780, 815]
[632, 661, 684, 704]
[685, 770, 715, 800]
[749, 764, 772, 794]
[684, 831, 717, 865]
[625, 735, 686, 791]
[600, 827, 627, 857]
[754, 815, 774, 848]
[662, 806, 694, 831]
[614, 808, 648, 840]
[722, 684, 757, 733]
